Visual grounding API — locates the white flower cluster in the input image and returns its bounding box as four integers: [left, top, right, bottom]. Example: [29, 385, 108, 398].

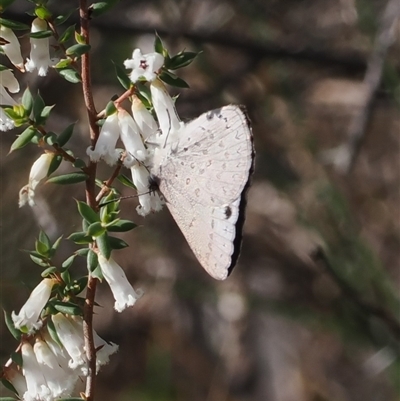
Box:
[8, 279, 118, 401]
[87, 49, 184, 217]
[0, 18, 56, 131]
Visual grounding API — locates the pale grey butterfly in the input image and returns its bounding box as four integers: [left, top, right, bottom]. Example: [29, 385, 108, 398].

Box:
[149, 105, 254, 280]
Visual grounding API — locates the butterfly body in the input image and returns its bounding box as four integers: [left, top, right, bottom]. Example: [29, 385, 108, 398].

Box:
[150, 105, 254, 280]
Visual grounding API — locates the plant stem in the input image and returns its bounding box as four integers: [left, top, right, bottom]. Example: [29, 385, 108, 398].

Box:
[79, 0, 99, 400]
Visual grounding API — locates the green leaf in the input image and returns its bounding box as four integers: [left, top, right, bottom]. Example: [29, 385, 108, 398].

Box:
[74, 31, 86, 45]
[61, 269, 71, 284]
[41, 266, 57, 277]
[62, 254, 76, 269]
[35, 5, 52, 20]
[109, 236, 129, 250]
[44, 131, 57, 145]
[3, 310, 20, 340]
[52, 301, 82, 316]
[154, 32, 167, 57]
[32, 92, 45, 121]
[159, 70, 189, 88]
[117, 174, 136, 189]
[135, 82, 152, 108]
[51, 235, 63, 250]
[77, 201, 100, 224]
[87, 249, 98, 272]
[113, 62, 131, 90]
[66, 43, 91, 57]
[68, 231, 92, 245]
[59, 24, 76, 44]
[96, 232, 111, 259]
[91, 265, 104, 280]
[167, 51, 198, 70]
[87, 222, 105, 237]
[107, 219, 137, 232]
[57, 123, 75, 147]
[105, 101, 117, 116]
[10, 350, 22, 366]
[47, 154, 62, 176]
[39, 230, 51, 248]
[75, 248, 90, 257]
[36, 239, 49, 256]
[36, 104, 54, 125]
[0, 18, 29, 30]
[31, 255, 49, 267]
[58, 68, 81, 83]
[21, 87, 33, 115]
[9, 126, 38, 152]
[47, 172, 88, 185]
[54, 58, 72, 69]
[54, 9, 76, 25]
[29, 30, 52, 39]
[46, 318, 62, 347]
[90, 0, 120, 17]
[73, 158, 86, 169]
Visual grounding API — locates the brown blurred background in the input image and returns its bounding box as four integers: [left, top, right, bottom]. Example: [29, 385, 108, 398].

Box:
[1, 0, 399, 400]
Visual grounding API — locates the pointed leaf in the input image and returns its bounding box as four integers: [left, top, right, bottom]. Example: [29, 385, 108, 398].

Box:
[68, 231, 92, 245]
[29, 30, 52, 39]
[21, 87, 33, 115]
[87, 249, 98, 272]
[62, 254, 76, 269]
[66, 44, 91, 57]
[33, 93, 45, 121]
[96, 232, 111, 259]
[35, 5, 52, 20]
[159, 71, 189, 88]
[57, 123, 75, 147]
[107, 219, 137, 232]
[54, 9, 76, 25]
[31, 255, 49, 267]
[3, 310, 20, 340]
[117, 174, 136, 189]
[41, 266, 57, 277]
[87, 222, 105, 237]
[47, 172, 88, 185]
[167, 51, 198, 70]
[47, 154, 63, 176]
[0, 18, 29, 30]
[9, 127, 38, 152]
[109, 236, 129, 250]
[113, 62, 131, 90]
[58, 68, 81, 83]
[52, 301, 82, 316]
[77, 201, 100, 223]
[59, 24, 76, 44]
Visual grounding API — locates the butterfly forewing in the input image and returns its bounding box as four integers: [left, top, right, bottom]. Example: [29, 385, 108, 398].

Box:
[151, 105, 254, 280]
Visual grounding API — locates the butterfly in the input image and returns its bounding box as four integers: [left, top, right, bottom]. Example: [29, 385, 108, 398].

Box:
[149, 105, 254, 280]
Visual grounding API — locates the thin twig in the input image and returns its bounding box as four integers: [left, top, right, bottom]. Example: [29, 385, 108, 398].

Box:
[327, 0, 400, 173]
[95, 163, 122, 202]
[312, 247, 400, 339]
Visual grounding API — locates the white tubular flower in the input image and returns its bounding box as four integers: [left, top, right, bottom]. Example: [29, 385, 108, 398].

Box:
[87, 112, 121, 165]
[70, 315, 118, 372]
[34, 339, 76, 399]
[0, 26, 24, 70]
[124, 48, 164, 83]
[21, 342, 49, 401]
[2, 361, 27, 398]
[25, 18, 52, 77]
[150, 79, 182, 139]
[11, 278, 55, 334]
[0, 69, 19, 132]
[51, 313, 88, 374]
[131, 96, 158, 140]
[42, 330, 71, 372]
[19, 152, 54, 207]
[0, 68, 20, 93]
[98, 253, 143, 312]
[130, 162, 164, 216]
[118, 109, 148, 163]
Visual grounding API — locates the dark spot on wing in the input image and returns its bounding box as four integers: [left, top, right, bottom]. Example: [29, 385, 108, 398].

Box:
[206, 108, 223, 120]
[224, 206, 232, 219]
